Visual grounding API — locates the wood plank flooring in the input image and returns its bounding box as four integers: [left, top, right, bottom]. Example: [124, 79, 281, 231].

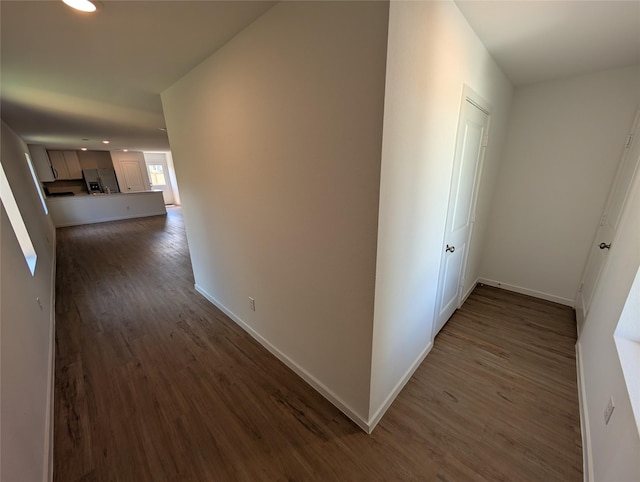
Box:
[54, 208, 582, 481]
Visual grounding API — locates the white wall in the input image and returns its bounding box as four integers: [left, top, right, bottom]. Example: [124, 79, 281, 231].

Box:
[576, 157, 640, 481]
[162, 1, 389, 425]
[1, 120, 56, 481]
[369, 0, 513, 423]
[481, 65, 640, 305]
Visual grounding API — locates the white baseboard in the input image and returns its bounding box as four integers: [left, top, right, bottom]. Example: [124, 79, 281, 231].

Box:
[576, 341, 593, 482]
[367, 341, 433, 433]
[477, 277, 574, 307]
[194, 284, 370, 432]
[461, 278, 478, 306]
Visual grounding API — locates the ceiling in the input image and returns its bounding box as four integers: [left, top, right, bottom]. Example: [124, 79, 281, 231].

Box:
[0, 0, 276, 151]
[456, 0, 640, 86]
[1, 1, 639, 153]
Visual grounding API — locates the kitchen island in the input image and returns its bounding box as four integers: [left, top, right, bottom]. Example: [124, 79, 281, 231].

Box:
[47, 190, 166, 227]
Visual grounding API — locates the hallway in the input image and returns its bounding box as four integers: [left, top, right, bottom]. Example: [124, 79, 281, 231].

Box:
[54, 208, 582, 481]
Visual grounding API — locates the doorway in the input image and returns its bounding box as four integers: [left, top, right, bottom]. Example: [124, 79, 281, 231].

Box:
[144, 153, 175, 205]
[433, 89, 491, 337]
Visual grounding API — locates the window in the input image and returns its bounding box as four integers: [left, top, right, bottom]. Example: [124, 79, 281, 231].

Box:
[25, 152, 48, 215]
[147, 164, 167, 186]
[0, 162, 37, 275]
[614, 265, 640, 435]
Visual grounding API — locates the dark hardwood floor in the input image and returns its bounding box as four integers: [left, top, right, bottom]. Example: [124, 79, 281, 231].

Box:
[54, 208, 582, 481]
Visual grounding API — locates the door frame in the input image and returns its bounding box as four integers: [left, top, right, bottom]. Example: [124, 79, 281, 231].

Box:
[144, 153, 175, 205]
[432, 85, 492, 339]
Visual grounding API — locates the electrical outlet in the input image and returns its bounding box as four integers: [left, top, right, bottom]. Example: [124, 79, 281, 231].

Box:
[604, 397, 615, 425]
[248, 297, 255, 312]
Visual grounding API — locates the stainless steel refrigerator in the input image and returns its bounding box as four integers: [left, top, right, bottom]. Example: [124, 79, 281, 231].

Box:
[83, 169, 120, 193]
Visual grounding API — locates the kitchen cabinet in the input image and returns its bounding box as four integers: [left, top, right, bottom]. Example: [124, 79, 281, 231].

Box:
[48, 150, 83, 180]
[27, 144, 56, 182]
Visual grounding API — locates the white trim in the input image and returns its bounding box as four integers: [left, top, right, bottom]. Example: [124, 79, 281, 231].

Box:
[460, 278, 478, 306]
[575, 296, 585, 337]
[367, 341, 433, 433]
[52, 211, 166, 228]
[462, 84, 492, 116]
[576, 341, 594, 482]
[194, 284, 370, 432]
[42, 229, 56, 482]
[477, 277, 574, 307]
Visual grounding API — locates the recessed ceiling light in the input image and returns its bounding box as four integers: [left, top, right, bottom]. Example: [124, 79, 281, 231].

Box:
[159, 128, 167, 132]
[62, 0, 97, 13]
[81, 147, 88, 151]
[123, 149, 128, 152]
[102, 140, 110, 144]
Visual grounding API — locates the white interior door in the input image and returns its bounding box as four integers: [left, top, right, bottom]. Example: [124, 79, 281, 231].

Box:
[576, 111, 640, 330]
[433, 97, 490, 337]
[144, 154, 174, 204]
[121, 160, 146, 192]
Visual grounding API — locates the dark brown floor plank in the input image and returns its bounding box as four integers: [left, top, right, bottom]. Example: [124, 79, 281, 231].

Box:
[54, 207, 582, 481]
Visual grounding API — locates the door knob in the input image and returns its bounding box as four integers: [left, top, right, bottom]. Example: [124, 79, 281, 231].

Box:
[446, 245, 455, 253]
[599, 242, 611, 250]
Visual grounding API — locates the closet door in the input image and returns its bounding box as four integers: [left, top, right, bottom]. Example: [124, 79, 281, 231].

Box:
[433, 95, 490, 337]
[576, 111, 640, 331]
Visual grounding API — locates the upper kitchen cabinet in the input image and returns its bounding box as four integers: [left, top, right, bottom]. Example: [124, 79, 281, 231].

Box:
[48, 150, 83, 180]
[27, 144, 56, 182]
[77, 150, 115, 170]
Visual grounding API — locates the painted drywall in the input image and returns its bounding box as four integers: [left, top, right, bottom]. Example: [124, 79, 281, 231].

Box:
[481, 65, 640, 305]
[47, 191, 166, 227]
[1, 120, 56, 481]
[162, 1, 388, 423]
[369, 0, 513, 422]
[577, 157, 640, 481]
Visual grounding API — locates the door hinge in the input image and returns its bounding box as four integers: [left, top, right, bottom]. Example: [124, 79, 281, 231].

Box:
[482, 135, 489, 147]
[578, 283, 584, 293]
[626, 134, 634, 148]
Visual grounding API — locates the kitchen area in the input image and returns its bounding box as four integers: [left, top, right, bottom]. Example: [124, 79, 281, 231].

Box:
[28, 145, 169, 227]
